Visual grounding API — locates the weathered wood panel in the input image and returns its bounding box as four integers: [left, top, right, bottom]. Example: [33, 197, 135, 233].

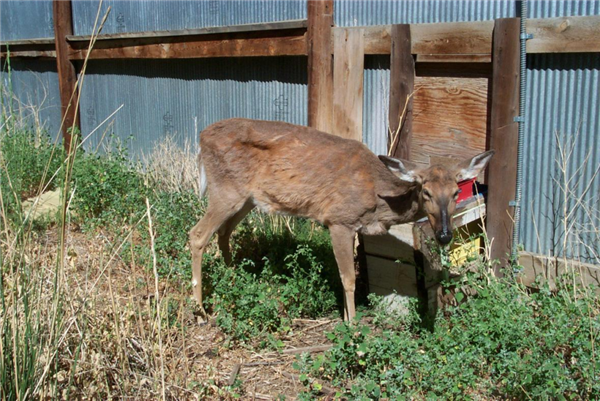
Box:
[411, 20, 495, 55]
[518, 251, 600, 293]
[410, 77, 489, 171]
[527, 15, 600, 53]
[332, 28, 364, 141]
[349, 15, 600, 56]
[53, 0, 79, 150]
[416, 54, 491, 63]
[307, 0, 334, 134]
[363, 234, 415, 263]
[68, 31, 307, 59]
[66, 19, 308, 42]
[366, 255, 419, 298]
[388, 24, 414, 159]
[486, 18, 520, 269]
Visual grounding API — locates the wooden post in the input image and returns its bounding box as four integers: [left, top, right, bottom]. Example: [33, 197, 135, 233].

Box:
[388, 24, 414, 159]
[307, 0, 333, 133]
[332, 28, 364, 141]
[53, 0, 79, 151]
[487, 18, 520, 269]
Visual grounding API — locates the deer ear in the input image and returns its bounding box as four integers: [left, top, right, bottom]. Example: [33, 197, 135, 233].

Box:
[378, 155, 421, 183]
[455, 150, 495, 181]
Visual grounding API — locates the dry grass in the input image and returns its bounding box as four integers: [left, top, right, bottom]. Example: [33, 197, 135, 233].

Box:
[140, 135, 201, 196]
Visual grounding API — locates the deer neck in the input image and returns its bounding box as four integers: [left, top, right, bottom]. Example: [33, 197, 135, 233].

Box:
[374, 182, 423, 228]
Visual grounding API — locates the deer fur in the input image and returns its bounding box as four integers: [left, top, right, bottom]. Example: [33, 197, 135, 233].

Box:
[189, 118, 494, 321]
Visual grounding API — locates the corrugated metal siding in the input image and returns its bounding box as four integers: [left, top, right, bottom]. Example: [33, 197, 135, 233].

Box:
[363, 56, 390, 155]
[0, 0, 54, 40]
[72, 0, 306, 36]
[523, 0, 599, 263]
[520, 53, 600, 263]
[334, 0, 516, 26]
[78, 57, 307, 156]
[1, 59, 62, 141]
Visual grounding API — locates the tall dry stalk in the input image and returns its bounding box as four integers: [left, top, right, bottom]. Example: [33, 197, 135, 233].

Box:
[387, 90, 418, 157]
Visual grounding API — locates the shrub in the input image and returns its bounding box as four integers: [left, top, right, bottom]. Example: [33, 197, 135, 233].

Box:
[0, 127, 64, 223]
[207, 245, 338, 345]
[298, 268, 600, 400]
[135, 189, 204, 278]
[70, 149, 147, 227]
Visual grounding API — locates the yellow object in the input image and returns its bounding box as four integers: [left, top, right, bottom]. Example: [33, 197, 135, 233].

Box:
[449, 221, 483, 267]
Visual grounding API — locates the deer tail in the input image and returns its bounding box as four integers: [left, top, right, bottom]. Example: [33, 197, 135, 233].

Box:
[198, 146, 208, 198]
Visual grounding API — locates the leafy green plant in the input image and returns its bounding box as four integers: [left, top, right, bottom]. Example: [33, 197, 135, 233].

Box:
[135, 190, 204, 278]
[298, 267, 600, 400]
[206, 245, 338, 345]
[70, 148, 147, 227]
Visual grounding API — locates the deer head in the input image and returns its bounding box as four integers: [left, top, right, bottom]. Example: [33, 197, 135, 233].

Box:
[379, 150, 495, 245]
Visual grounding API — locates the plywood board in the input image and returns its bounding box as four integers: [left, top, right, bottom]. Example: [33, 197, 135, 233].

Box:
[411, 76, 489, 175]
[332, 28, 364, 141]
[527, 15, 600, 53]
[366, 255, 419, 298]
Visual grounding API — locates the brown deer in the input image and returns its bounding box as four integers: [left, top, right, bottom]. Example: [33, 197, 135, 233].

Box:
[189, 118, 494, 321]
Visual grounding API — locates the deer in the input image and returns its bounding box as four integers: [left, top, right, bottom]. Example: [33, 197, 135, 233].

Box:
[189, 118, 494, 322]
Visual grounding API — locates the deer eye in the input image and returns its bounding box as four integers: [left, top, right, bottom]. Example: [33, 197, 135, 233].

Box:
[423, 189, 432, 199]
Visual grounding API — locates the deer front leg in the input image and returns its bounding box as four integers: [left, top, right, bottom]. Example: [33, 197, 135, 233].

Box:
[329, 225, 357, 322]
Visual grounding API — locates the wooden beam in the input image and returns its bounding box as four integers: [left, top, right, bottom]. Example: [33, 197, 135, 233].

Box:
[68, 30, 307, 60]
[53, 0, 79, 151]
[5, 15, 600, 60]
[486, 18, 520, 269]
[388, 25, 414, 159]
[307, 0, 333, 133]
[344, 15, 600, 56]
[527, 15, 600, 53]
[332, 28, 364, 141]
[66, 19, 307, 42]
[518, 251, 600, 293]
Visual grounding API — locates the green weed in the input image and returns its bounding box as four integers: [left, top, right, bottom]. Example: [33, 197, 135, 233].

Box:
[298, 267, 600, 400]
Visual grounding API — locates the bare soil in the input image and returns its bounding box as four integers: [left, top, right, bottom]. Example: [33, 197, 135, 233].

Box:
[48, 226, 342, 400]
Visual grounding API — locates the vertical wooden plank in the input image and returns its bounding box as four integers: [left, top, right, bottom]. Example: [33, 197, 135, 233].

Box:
[388, 24, 414, 159]
[332, 28, 364, 141]
[53, 0, 79, 150]
[487, 18, 520, 269]
[307, 0, 333, 133]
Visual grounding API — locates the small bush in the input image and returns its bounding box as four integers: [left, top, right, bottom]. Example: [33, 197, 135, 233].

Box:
[135, 190, 204, 278]
[207, 245, 337, 345]
[70, 149, 147, 227]
[298, 268, 600, 400]
[0, 127, 64, 223]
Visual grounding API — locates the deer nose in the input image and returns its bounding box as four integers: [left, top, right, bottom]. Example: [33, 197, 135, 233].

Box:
[436, 231, 453, 245]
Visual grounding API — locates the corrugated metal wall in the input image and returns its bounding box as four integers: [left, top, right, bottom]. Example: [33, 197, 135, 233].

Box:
[78, 57, 307, 156]
[1, 1, 62, 138]
[71, 0, 306, 35]
[1, 59, 62, 141]
[0, 0, 54, 40]
[2, 1, 599, 262]
[335, 0, 516, 25]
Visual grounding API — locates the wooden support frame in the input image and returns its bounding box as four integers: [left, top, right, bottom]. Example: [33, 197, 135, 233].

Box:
[307, 0, 333, 133]
[332, 28, 364, 141]
[486, 18, 521, 268]
[67, 22, 308, 60]
[388, 24, 415, 159]
[53, 0, 79, 151]
[3, 15, 600, 61]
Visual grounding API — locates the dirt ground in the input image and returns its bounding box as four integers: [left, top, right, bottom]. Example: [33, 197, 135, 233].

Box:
[50, 225, 343, 400]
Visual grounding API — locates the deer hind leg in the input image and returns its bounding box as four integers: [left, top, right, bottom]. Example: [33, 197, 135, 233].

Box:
[189, 197, 248, 317]
[217, 201, 255, 265]
[329, 225, 357, 322]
